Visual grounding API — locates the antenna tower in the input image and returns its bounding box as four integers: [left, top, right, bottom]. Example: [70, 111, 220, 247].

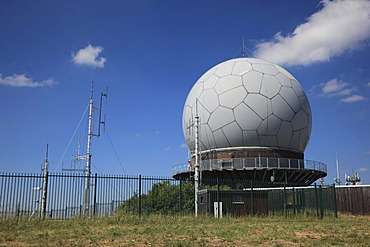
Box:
[41, 143, 49, 219]
[75, 81, 108, 215]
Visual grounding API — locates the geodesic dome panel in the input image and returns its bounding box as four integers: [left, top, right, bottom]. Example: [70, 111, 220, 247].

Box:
[183, 58, 312, 153]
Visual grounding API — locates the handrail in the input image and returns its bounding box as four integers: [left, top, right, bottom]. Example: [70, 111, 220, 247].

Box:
[172, 158, 327, 175]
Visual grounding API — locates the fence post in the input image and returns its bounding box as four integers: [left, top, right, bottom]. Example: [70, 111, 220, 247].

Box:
[319, 185, 324, 219]
[217, 178, 220, 218]
[314, 183, 319, 218]
[93, 173, 98, 216]
[138, 175, 142, 217]
[250, 180, 254, 215]
[179, 180, 183, 215]
[283, 182, 287, 218]
[293, 187, 296, 216]
[332, 183, 337, 218]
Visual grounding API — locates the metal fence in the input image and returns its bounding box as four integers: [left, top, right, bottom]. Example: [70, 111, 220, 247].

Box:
[335, 185, 370, 215]
[197, 178, 337, 218]
[0, 172, 340, 220]
[0, 173, 188, 219]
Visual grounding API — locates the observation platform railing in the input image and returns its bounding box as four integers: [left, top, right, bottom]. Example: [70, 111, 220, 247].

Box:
[172, 158, 327, 176]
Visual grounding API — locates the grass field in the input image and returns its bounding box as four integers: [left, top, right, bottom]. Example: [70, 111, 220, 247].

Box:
[0, 214, 369, 246]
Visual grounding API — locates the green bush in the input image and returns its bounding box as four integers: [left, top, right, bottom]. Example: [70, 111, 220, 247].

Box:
[118, 180, 194, 215]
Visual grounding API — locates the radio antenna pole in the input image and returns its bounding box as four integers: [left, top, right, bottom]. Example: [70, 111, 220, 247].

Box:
[41, 143, 49, 219]
[83, 81, 108, 215]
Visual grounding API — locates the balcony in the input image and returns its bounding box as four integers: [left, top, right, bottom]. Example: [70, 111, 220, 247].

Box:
[173, 158, 327, 176]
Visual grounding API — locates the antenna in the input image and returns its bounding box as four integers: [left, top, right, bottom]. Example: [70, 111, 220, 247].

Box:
[41, 143, 49, 219]
[242, 37, 246, 58]
[97, 87, 108, 137]
[105, 86, 109, 103]
[334, 152, 341, 185]
[103, 113, 107, 133]
[232, 38, 253, 58]
[83, 81, 108, 215]
[63, 135, 85, 172]
[194, 98, 201, 217]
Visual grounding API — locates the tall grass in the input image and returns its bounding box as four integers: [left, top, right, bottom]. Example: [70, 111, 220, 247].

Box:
[0, 214, 369, 246]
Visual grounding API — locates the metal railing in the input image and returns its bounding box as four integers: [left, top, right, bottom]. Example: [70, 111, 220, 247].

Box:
[0, 173, 189, 220]
[0, 172, 339, 219]
[173, 158, 327, 175]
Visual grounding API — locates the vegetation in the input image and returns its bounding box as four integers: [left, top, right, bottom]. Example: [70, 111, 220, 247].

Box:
[0, 214, 369, 246]
[119, 180, 195, 215]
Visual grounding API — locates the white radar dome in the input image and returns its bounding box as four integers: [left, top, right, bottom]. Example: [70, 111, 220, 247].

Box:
[183, 58, 312, 154]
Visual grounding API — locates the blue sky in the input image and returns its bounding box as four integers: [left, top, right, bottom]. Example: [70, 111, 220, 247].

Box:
[0, 0, 369, 184]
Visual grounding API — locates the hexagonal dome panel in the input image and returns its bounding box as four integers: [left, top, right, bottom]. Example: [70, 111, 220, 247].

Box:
[260, 74, 281, 99]
[215, 75, 242, 94]
[200, 123, 216, 149]
[257, 114, 282, 136]
[243, 130, 259, 146]
[242, 71, 263, 93]
[213, 129, 231, 147]
[222, 122, 243, 147]
[259, 63, 280, 75]
[271, 95, 295, 121]
[204, 75, 219, 90]
[208, 106, 234, 131]
[279, 87, 301, 113]
[198, 66, 218, 82]
[214, 60, 235, 77]
[232, 59, 253, 75]
[234, 103, 263, 131]
[199, 88, 219, 113]
[275, 73, 292, 87]
[277, 121, 293, 148]
[219, 86, 247, 109]
[292, 80, 305, 97]
[292, 109, 308, 131]
[244, 94, 269, 120]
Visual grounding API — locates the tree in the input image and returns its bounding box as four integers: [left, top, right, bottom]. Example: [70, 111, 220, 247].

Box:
[118, 180, 194, 215]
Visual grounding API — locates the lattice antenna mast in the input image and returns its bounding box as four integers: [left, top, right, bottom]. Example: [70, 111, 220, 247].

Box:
[41, 143, 49, 219]
[83, 81, 108, 215]
[194, 98, 200, 217]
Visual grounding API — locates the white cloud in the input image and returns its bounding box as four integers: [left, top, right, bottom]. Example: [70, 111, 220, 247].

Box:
[341, 95, 365, 103]
[0, 74, 56, 88]
[254, 0, 370, 66]
[357, 167, 368, 173]
[367, 82, 370, 87]
[321, 79, 348, 94]
[319, 78, 366, 103]
[164, 146, 170, 152]
[72, 44, 106, 68]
